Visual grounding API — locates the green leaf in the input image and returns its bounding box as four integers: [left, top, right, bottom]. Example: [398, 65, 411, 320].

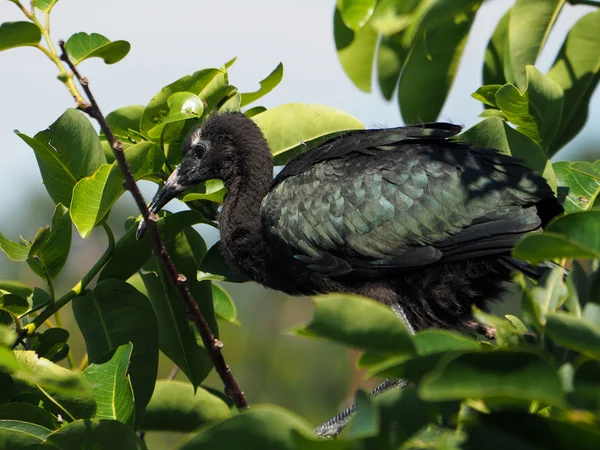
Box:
[564, 261, 588, 318]
[0, 403, 59, 431]
[240, 63, 284, 107]
[419, 351, 566, 406]
[251, 103, 363, 164]
[244, 106, 266, 117]
[525, 65, 564, 154]
[465, 411, 600, 450]
[16, 109, 106, 206]
[0, 22, 41, 52]
[414, 329, 481, 355]
[553, 161, 600, 213]
[508, 0, 565, 91]
[31, 328, 70, 363]
[83, 343, 135, 427]
[461, 117, 556, 192]
[343, 390, 378, 439]
[514, 211, 600, 263]
[495, 84, 540, 144]
[369, 0, 419, 36]
[0, 281, 32, 299]
[70, 141, 165, 238]
[0, 233, 29, 262]
[483, 9, 510, 85]
[0, 293, 28, 318]
[34, 0, 59, 12]
[398, 12, 475, 124]
[178, 406, 319, 450]
[376, 33, 408, 100]
[144, 225, 217, 389]
[522, 267, 568, 327]
[548, 10, 600, 151]
[180, 179, 226, 204]
[38, 419, 146, 450]
[212, 284, 239, 325]
[99, 211, 208, 282]
[140, 68, 224, 136]
[0, 420, 50, 448]
[102, 105, 146, 158]
[334, 6, 378, 92]
[64, 32, 130, 65]
[73, 280, 159, 427]
[546, 312, 600, 360]
[293, 293, 415, 355]
[471, 85, 502, 107]
[26, 204, 72, 280]
[197, 243, 250, 283]
[141, 380, 230, 432]
[572, 359, 600, 410]
[12, 351, 96, 420]
[147, 92, 204, 140]
[339, 0, 377, 31]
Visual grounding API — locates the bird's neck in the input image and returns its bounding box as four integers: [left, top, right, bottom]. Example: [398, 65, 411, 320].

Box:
[218, 138, 273, 283]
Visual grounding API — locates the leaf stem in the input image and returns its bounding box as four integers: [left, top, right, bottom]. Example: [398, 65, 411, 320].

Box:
[24, 221, 116, 334]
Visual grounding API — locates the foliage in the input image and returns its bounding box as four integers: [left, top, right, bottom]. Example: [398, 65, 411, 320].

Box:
[0, 0, 599, 449]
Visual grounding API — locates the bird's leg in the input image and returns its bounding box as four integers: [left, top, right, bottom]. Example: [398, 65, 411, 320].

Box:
[314, 301, 416, 438]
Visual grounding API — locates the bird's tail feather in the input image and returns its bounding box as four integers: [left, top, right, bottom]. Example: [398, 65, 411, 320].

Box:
[499, 256, 569, 281]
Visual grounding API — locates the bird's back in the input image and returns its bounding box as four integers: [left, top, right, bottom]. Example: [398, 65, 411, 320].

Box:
[261, 124, 561, 279]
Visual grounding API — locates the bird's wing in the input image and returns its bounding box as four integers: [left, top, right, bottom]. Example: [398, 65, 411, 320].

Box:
[261, 134, 559, 277]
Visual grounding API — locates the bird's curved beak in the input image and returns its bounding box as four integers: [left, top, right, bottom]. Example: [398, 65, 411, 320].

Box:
[136, 167, 187, 239]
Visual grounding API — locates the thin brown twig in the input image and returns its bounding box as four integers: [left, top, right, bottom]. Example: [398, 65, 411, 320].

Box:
[58, 40, 248, 410]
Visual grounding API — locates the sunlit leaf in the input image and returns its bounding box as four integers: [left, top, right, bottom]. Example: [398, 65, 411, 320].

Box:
[64, 32, 130, 65]
[483, 9, 510, 86]
[553, 161, 600, 213]
[0, 22, 41, 52]
[241, 63, 284, 107]
[39, 419, 146, 449]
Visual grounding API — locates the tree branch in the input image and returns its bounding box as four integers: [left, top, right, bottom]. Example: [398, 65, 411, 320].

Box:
[57, 40, 248, 410]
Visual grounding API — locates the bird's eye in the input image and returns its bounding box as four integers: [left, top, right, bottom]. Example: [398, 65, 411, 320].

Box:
[193, 143, 206, 158]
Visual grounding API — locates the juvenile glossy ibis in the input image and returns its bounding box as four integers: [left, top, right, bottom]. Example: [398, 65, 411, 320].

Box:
[137, 112, 562, 435]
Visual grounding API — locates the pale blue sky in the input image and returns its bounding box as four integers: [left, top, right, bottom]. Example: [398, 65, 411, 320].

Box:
[0, 0, 598, 232]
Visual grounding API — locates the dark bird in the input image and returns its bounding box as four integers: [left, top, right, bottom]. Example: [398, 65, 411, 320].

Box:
[138, 112, 562, 337]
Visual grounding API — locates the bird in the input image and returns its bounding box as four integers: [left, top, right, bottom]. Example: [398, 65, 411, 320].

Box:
[137, 112, 562, 338]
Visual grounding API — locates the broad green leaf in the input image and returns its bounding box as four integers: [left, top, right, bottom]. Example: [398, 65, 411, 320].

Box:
[553, 161, 600, 213]
[0, 420, 50, 448]
[198, 242, 251, 283]
[526, 65, 564, 154]
[102, 105, 146, 159]
[0, 233, 29, 262]
[0, 403, 59, 431]
[413, 329, 480, 355]
[141, 380, 230, 432]
[26, 204, 71, 280]
[334, 7, 378, 92]
[464, 412, 600, 450]
[83, 343, 135, 427]
[483, 9, 510, 85]
[461, 117, 556, 192]
[24, 288, 52, 316]
[147, 92, 204, 140]
[419, 351, 566, 406]
[180, 179, 226, 204]
[0, 293, 28, 317]
[70, 141, 164, 238]
[240, 63, 284, 107]
[514, 211, 600, 263]
[293, 293, 416, 355]
[178, 406, 320, 450]
[140, 68, 223, 135]
[369, 0, 420, 36]
[13, 351, 96, 420]
[38, 419, 146, 450]
[522, 267, 568, 327]
[244, 106, 266, 117]
[546, 312, 600, 360]
[99, 211, 208, 282]
[398, 12, 474, 124]
[376, 33, 407, 100]
[16, 109, 106, 205]
[145, 225, 217, 389]
[31, 328, 70, 363]
[471, 85, 502, 107]
[339, 0, 377, 31]
[495, 84, 539, 144]
[34, 0, 59, 12]
[0, 22, 41, 52]
[548, 10, 600, 151]
[64, 32, 130, 65]
[509, 0, 565, 91]
[212, 284, 239, 325]
[252, 103, 363, 164]
[343, 390, 378, 439]
[0, 281, 32, 298]
[73, 280, 158, 427]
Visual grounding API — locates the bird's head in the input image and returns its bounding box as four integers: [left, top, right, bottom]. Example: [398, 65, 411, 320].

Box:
[136, 112, 270, 239]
